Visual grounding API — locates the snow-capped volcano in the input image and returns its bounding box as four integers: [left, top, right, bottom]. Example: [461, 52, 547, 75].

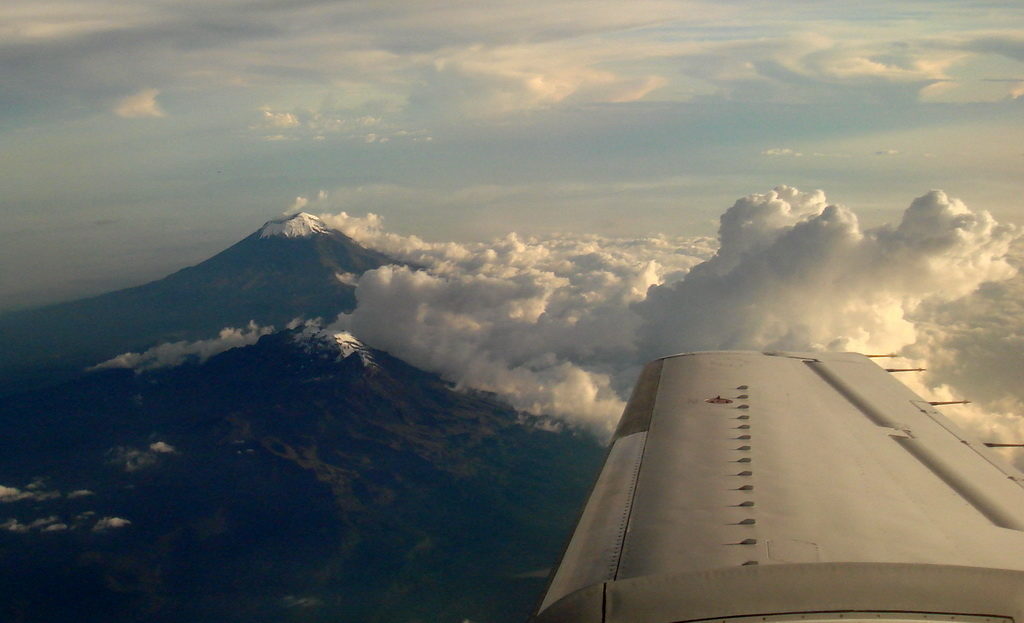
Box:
[292, 324, 379, 369]
[332, 331, 374, 363]
[0, 212, 400, 394]
[258, 212, 329, 239]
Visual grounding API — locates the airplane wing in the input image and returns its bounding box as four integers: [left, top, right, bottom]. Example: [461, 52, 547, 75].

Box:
[533, 351, 1024, 623]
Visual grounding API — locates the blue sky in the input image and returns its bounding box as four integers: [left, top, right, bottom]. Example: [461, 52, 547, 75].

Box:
[2, 0, 1023, 308]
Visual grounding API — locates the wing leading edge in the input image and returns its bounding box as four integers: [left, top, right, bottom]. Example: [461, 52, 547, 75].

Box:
[534, 351, 1024, 623]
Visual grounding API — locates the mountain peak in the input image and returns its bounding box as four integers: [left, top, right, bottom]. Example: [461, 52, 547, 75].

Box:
[258, 212, 329, 239]
[292, 325, 379, 370]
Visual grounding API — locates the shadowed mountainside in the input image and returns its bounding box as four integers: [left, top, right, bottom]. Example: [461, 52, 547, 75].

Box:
[0, 327, 603, 623]
[0, 214, 400, 395]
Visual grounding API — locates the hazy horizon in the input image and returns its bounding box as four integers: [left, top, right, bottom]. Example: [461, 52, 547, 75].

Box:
[2, 0, 1023, 457]
[2, 0, 1023, 308]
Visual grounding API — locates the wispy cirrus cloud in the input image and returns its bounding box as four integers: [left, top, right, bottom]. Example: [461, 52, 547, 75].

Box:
[4, 0, 1022, 122]
[762, 147, 803, 157]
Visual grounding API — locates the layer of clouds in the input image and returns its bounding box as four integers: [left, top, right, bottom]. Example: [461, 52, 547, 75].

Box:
[252, 106, 431, 144]
[108, 441, 178, 472]
[0, 481, 105, 534]
[91, 322, 273, 372]
[0, 510, 124, 536]
[4, 2, 1023, 316]
[5, 0, 1024, 127]
[902, 247, 1024, 449]
[310, 187, 1022, 452]
[1, 515, 72, 533]
[296, 181, 727, 242]
[0, 481, 61, 503]
[914, 281, 1024, 404]
[320, 207, 713, 428]
[762, 148, 802, 157]
[55, 182, 1023, 463]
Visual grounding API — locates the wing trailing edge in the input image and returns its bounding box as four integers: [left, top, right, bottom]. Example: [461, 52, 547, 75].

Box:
[533, 351, 1024, 623]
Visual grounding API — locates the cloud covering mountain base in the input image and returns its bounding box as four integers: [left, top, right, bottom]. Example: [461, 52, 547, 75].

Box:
[318, 211, 714, 428]
[96, 186, 1024, 460]
[318, 186, 1023, 454]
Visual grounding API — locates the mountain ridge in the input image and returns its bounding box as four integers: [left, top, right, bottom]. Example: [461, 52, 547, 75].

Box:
[0, 324, 604, 623]
[0, 213, 400, 395]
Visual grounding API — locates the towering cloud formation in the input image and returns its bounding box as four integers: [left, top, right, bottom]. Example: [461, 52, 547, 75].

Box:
[635, 186, 1016, 357]
[318, 186, 1019, 443]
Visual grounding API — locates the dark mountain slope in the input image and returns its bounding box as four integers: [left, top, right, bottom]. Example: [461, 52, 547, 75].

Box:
[0, 327, 604, 623]
[0, 213, 399, 394]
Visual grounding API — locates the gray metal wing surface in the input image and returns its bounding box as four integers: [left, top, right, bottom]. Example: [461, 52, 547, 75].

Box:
[534, 351, 1024, 623]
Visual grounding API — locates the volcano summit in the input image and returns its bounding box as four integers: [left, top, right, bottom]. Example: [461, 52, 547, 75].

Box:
[0, 212, 399, 394]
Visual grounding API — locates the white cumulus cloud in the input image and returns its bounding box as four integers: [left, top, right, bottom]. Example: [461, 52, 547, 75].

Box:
[313, 186, 1019, 448]
[108, 442, 178, 472]
[93, 516, 131, 531]
[319, 212, 711, 430]
[259, 108, 300, 128]
[635, 186, 1016, 357]
[0, 483, 61, 503]
[0, 485, 29, 502]
[1, 518, 29, 533]
[1, 515, 68, 533]
[149, 441, 177, 454]
[114, 88, 165, 118]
